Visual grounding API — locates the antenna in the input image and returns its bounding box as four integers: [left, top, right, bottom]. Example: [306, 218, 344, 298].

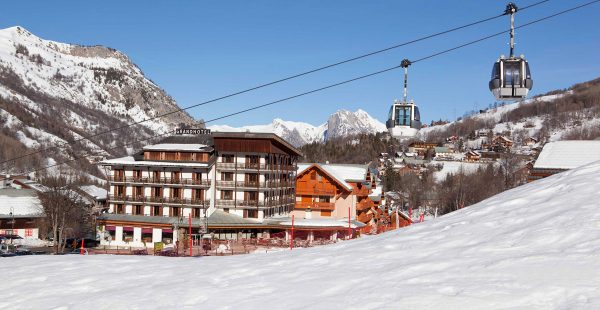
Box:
[505, 2, 518, 57]
[400, 59, 411, 102]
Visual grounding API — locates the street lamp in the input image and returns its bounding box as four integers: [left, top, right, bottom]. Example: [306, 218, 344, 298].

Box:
[9, 207, 14, 244]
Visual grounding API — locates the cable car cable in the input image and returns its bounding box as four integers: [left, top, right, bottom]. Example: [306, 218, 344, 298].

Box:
[0, 0, 551, 168]
[5, 0, 598, 178]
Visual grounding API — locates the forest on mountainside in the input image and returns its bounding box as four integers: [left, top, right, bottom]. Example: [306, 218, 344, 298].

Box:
[299, 132, 406, 165]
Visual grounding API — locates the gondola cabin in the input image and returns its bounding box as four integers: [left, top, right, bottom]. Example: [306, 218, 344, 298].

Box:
[386, 100, 421, 138]
[489, 55, 533, 100]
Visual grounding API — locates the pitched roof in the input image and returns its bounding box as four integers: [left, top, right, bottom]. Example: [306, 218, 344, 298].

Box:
[297, 163, 368, 191]
[78, 185, 108, 201]
[0, 189, 43, 217]
[533, 141, 600, 170]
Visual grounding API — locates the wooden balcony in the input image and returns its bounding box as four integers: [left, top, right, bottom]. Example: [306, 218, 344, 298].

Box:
[295, 201, 335, 211]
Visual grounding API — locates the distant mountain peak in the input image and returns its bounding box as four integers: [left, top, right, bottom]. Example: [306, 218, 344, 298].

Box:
[209, 109, 385, 147]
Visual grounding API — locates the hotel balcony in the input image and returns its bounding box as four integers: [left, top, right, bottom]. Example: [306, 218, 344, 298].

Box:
[215, 199, 265, 207]
[216, 163, 295, 172]
[108, 176, 211, 187]
[108, 195, 209, 206]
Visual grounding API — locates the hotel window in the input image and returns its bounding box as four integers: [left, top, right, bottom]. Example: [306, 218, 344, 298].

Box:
[134, 205, 143, 215]
[152, 171, 161, 181]
[152, 206, 162, 216]
[193, 189, 204, 200]
[133, 169, 142, 180]
[134, 186, 144, 198]
[113, 169, 124, 181]
[171, 207, 181, 217]
[222, 154, 234, 163]
[246, 209, 258, 219]
[221, 190, 233, 200]
[115, 204, 125, 214]
[192, 208, 201, 218]
[193, 172, 202, 181]
[245, 191, 258, 201]
[319, 196, 331, 203]
[115, 185, 125, 197]
[171, 171, 180, 181]
[171, 188, 181, 199]
[221, 172, 234, 181]
[152, 187, 162, 197]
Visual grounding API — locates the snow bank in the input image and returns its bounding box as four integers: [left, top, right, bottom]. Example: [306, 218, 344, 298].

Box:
[3, 161, 600, 309]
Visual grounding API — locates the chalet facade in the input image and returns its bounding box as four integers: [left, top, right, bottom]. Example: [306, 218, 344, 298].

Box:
[292, 163, 379, 227]
[529, 140, 600, 182]
[98, 132, 301, 247]
[408, 141, 438, 156]
[0, 189, 44, 239]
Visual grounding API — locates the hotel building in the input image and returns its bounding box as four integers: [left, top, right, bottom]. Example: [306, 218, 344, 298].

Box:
[97, 132, 300, 247]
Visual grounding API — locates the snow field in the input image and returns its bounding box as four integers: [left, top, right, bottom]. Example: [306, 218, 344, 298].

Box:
[3, 161, 600, 309]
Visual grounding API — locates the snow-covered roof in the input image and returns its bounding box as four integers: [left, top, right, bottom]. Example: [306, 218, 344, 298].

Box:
[297, 163, 368, 191]
[142, 144, 210, 151]
[0, 189, 44, 217]
[534, 141, 600, 170]
[100, 156, 210, 168]
[78, 185, 107, 201]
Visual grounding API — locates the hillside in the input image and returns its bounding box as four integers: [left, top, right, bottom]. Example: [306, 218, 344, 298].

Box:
[3, 161, 600, 308]
[209, 109, 386, 147]
[420, 77, 600, 144]
[0, 26, 199, 176]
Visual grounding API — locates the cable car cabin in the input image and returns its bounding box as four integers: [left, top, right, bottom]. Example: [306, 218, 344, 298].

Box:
[386, 100, 421, 138]
[489, 56, 533, 101]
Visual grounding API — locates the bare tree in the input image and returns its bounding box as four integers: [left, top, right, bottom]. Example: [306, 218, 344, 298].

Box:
[38, 175, 86, 254]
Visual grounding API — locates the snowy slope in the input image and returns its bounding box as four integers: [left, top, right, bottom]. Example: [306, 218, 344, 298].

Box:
[210, 109, 386, 146]
[419, 89, 600, 145]
[4, 161, 600, 309]
[0, 26, 198, 175]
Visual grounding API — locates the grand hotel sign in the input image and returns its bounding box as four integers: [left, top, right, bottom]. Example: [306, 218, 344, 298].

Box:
[175, 128, 211, 135]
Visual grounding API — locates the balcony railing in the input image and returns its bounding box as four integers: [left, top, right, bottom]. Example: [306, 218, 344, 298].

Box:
[108, 176, 211, 187]
[295, 201, 335, 211]
[215, 199, 264, 207]
[217, 163, 296, 171]
[216, 181, 265, 188]
[109, 195, 209, 206]
[296, 187, 336, 196]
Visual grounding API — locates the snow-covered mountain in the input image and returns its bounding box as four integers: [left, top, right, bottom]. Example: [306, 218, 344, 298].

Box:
[0, 26, 199, 175]
[210, 109, 386, 146]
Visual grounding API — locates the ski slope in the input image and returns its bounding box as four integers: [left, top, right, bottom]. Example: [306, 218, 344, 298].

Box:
[3, 162, 600, 309]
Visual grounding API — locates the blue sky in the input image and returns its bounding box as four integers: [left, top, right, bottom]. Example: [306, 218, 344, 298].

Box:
[2, 1, 599, 126]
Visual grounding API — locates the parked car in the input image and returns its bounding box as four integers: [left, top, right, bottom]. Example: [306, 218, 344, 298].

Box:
[67, 249, 89, 255]
[0, 234, 23, 240]
[0, 244, 17, 257]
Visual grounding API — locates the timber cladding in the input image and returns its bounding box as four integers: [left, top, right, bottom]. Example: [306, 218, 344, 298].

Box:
[211, 132, 302, 156]
[213, 137, 298, 156]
